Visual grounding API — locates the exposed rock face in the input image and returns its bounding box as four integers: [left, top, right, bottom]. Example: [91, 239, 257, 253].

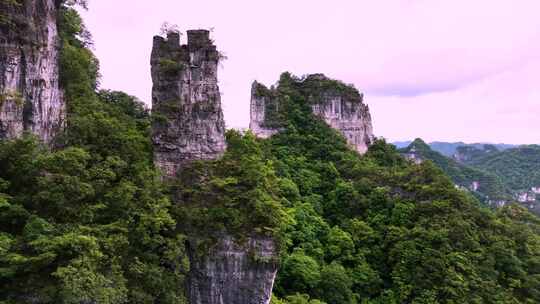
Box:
[0, 0, 64, 143]
[403, 147, 424, 164]
[311, 93, 373, 154]
[188, 236, 277, 304]
[151, 30, 226, 177]
[151, 30, 277, 304]
[250, 74, 374, 153]
[249, 81, 282, 139]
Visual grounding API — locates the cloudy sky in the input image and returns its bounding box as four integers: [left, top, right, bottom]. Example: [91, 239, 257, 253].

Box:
[81, 0, 540, 144]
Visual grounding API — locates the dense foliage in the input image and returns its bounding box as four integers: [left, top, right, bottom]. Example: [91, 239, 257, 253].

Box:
[454, 145, 500, 163]
[465, 145, 540, 192]
[400, 140, 540, 215]
[1, 3, 539, 304]
[1, 3, 187, 303]
[2, 3, 290, 303]
[170, 130, 291, 246]
[264, 73, 540, 304]
[399, 139, 509, 202]
[0, 0, 20, 27]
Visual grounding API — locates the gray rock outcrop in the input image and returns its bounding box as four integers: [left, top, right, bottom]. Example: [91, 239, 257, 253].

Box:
[249, 81, 282, 139]
[151, 30, 226, 177]
[151, 30, 278, 304]
[188, 236, 278, 304]
[0, 0, 65, 143]
[250, 74, 374, 153]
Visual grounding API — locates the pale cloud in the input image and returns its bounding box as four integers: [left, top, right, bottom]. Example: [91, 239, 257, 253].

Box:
[80, 0, 540, 143]
[370, 58, 540, 144]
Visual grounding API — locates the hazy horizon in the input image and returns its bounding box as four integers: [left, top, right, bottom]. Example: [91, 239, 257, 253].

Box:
[81, 0, 540, 144]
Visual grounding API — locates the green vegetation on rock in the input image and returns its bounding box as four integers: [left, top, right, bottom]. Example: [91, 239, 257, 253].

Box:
[264, 76, 540, 303]
[1, 3, 539, 304]
[0, 0, 21, 27]
[400, 140, 540, 214]
[298, 74, 361, 103]
[0, 90, 24, 108]
[0, 3, 187, 302]
[171, 129, 291, 248]
[158, 58, 185, 76]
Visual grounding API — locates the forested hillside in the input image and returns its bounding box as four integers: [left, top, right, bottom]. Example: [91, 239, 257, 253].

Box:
[1, 2, 539, 304]
[460, 145, 540, 215]
[398, 139, 509, 202]
[1, 1, 188, 302]
[262, 75, 540, 303]
[398, 140, 540, 215]
[453, 144, 500, 163]
[463, 145, 540, 192]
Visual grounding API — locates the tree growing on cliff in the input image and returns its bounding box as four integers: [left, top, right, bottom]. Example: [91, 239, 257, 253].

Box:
[159, 21, 180, 36]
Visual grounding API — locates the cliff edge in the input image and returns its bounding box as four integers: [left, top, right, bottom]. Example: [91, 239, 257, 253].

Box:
[0, 0, 65, 143]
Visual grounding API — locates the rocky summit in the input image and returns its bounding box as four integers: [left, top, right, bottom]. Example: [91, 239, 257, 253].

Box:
[250, 74, 374, 154]
[151, 29, 226, 177]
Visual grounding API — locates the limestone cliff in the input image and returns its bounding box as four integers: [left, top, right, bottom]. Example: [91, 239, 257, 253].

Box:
[187, 236, 277, 304]
[249, 81, 282, 138]
[151, 30, 278, 304]
[0, 0, 65, 143]
[250, 74, 374, 153]
[151, 30, 226, 177]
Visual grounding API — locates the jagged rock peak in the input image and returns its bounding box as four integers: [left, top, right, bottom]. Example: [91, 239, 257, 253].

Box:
[250, 73, 374, 153]
[151, 29, 226, 177]
[0, 0, 65, 144]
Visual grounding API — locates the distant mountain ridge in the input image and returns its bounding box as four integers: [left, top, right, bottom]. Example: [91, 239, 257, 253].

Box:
[398, 139, 509, 203]
[393, 140, 517, 156]
[465, 145, 540, 192]
[397, 139, 540, 215]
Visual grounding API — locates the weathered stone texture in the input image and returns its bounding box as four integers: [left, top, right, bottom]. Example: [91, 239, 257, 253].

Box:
[250, 74, 374, 153]
[151, 30, 277, 304]
[310, 92, 373, 154]
[151, 30, 226, 177]
[188, 236, 277, 304]
[0, 0, 65, 143]
[249, 81, 281, 138]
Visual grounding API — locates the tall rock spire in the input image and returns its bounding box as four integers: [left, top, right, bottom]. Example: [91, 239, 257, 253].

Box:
[151, 29, 226, 177]
[0, 0, 65, 143]
[151, 30, 277, 304]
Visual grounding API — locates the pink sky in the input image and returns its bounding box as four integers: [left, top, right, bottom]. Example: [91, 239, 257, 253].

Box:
[81, 0, 540, 144]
